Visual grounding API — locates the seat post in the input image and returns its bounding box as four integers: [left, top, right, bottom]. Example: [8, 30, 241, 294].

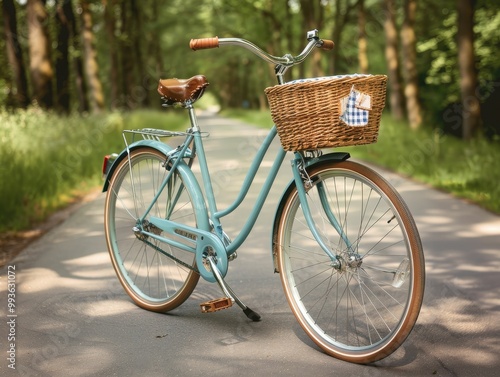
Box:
[186, 104, 200, 133]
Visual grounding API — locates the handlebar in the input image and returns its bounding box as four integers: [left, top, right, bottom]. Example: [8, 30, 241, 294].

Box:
[320, 39, 335, 51]
[189, 29, 334, 69]
[190, 37, 220, 51]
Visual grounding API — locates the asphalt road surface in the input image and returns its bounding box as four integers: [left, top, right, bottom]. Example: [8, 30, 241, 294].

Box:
[1, 113, 499, 377]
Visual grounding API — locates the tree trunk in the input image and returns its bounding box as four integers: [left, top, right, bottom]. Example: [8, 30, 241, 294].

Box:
[131, 0, 149, 107]
[331, 0, 360, 74]
[300, 0, 324, 77]
[358, 0, 369, 74]
[457, 0, 481, 140]
[384, 0, 405, 120]
[151, 0, 163, 80]
[80, 0, 105, 112]
[120, 0, 134, 108]
[104, 0, 119, 109]
[27, 0, 54, 109]
[2, 0, 29, 107]
[331, 0, 344, 74]
[68, 0, 89, 113]
[55, 0, 72, 113]
[401, 0, 422, 129]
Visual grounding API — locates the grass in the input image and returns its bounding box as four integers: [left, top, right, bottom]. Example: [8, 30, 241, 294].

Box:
[0, 107, 189, 232]
[222, 109, 500, 214]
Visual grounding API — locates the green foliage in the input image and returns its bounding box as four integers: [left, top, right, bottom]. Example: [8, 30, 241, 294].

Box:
[417, 1, 500, 130]
[2, 0, 500, 116]
[0, 108, 189, 231]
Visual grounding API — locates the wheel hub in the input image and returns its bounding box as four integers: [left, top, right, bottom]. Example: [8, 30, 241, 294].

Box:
[347, 253, 363, 268]
[133, 220, 162, 240]
[335, 252, 363, 272]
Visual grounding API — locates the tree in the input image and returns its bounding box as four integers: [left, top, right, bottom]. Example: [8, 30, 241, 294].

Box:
[104, 0, 119, 108]
[119, 0, 134, 108]
[69, 0, 89, 113]
[300, 0, 325, 77]
[357, 0, 368, 74]
[383, 0, 405, 120]
[2, 0, 29, 107]
[55, 0, 73, 113]
[27, 0, 54, 108]
[331, 0, 360, 74]
[457, 0, 481, 139]
[80, 0, 104, 112]
[401, 0, 422, 129]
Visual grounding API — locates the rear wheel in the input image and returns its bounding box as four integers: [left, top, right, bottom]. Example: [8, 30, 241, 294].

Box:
[104, 147, 200, 312]
[275, 160, 425, 363]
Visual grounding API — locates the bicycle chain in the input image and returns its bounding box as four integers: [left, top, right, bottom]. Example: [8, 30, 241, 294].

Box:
[142, 238, 198, 273]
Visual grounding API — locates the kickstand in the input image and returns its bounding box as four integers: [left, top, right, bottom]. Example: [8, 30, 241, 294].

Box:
[206, 256, 261, 322]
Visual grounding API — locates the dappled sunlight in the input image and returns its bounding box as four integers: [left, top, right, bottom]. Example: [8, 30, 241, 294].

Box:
[53, 225, 105, 241]
[16, 261, 115, 294]
[16, 268, 61, 294]
[82, 299, 133, 318]
[425, 297, 488, 334]
[3, 100, 499, 375]
[479, 290, 500, 312]
[432, 343, 497, 368]
[65, 265, 115, 279]
[63, 251, 110, 267]
[416, 296, 498, 367]
[38, 347, 115, 377]
[418, 214, 453, 225]
[62, 252, 115, 279]
[469, 222, 500, 236]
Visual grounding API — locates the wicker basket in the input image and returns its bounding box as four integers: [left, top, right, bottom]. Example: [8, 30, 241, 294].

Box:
[265, 75, 387, 151]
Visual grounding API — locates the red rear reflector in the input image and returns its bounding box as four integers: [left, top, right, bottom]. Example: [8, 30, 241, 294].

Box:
[102, 154, 117, 175]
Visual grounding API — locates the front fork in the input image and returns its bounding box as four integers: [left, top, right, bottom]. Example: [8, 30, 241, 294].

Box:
[290, 154, 353, 269]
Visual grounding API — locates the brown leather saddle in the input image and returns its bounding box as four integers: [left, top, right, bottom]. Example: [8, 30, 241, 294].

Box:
[157, 75, 209, 106]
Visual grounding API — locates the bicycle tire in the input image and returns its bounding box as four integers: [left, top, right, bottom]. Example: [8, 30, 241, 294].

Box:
[104, 147, 200, 312]
[274, 160, 425, 363]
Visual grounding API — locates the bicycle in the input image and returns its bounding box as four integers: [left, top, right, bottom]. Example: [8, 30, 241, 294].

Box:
[102, 29, 425, 364]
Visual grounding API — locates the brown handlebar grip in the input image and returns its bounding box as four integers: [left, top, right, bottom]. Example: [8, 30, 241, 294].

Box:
[190, 37, 219, 51]
[320, 39, 335, 51]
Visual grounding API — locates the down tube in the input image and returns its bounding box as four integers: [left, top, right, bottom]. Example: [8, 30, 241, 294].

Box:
[226, 146, 287, 254]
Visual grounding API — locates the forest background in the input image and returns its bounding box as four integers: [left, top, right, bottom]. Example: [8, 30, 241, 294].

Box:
[1, 0, 500, 236]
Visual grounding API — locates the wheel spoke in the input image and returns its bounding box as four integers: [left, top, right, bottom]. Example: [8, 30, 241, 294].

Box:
[277, 161, 424, 363]
[105, 148, 199, 312]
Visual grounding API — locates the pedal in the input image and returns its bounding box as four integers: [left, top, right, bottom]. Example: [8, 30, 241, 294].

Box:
[200, 298, 233, 313]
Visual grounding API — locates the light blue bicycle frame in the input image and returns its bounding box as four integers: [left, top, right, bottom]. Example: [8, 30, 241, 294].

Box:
[128, 103, 351, 280]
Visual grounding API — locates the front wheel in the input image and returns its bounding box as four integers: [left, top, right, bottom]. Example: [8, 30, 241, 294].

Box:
[274, 160, 425, 363]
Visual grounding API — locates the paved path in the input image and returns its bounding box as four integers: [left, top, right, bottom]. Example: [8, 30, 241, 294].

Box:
[1, 113, 499, 376]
